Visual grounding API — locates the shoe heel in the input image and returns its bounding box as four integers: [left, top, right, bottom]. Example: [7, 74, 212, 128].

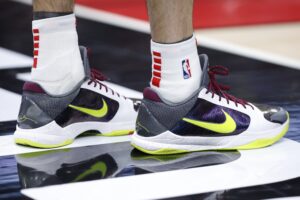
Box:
[14, 123, 73, 148]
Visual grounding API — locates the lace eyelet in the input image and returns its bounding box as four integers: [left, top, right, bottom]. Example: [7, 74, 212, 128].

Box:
[88, 69, 124, 99]
[207, 65, 250, 110]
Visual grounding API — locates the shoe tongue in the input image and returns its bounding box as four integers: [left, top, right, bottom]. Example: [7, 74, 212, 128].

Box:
[199, 54, 210, 88]
[79, 46, 91, 78]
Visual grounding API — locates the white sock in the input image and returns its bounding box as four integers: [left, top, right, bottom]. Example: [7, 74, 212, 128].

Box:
[150, 35, 201, 103]
[31, 14, 85, 96]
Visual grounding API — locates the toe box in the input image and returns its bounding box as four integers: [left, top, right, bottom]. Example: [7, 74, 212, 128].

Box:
[254, 104, 288, 124]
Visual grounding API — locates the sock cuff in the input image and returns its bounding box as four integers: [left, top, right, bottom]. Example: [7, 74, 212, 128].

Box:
[150, 35, 197, 57]
[32, 13, 76, 32]
[33, 12, 73, 20]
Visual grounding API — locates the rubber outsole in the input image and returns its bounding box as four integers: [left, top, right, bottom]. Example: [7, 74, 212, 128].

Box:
[15, 129, 134, 149]
[15, 138, 74, 149]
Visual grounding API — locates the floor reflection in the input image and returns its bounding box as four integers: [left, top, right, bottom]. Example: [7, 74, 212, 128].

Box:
[16, 142, 240, 189]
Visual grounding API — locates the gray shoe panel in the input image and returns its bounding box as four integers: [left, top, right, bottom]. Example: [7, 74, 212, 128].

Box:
[136, 90, 199, 137]
[199, 54, 210, 87]
[135, 103, 166, 137]
[17, 95, 53, 129]
[254, 103, 288, 124]
[24, 89, 79, 119]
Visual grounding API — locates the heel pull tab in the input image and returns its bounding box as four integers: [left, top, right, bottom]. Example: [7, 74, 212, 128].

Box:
[143, 87, 162, 102]
[23, 82, 46, 93]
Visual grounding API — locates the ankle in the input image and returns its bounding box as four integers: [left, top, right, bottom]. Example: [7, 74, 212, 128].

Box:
[150, 35, 201, 103]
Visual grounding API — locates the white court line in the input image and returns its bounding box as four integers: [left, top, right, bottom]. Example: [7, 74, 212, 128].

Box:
[0, 134, 130, 156]
[195, 26, 300, 69]
[22, 139, 300, 200]
[0, 47, 31, 69]
[201, 37, 300, 70]
[13, 0, 150, 33]
[269, 197, 300, 200]
[13, 0, 300, 70]
[75, 4, 150, 33]
[0, 88, 21, 121]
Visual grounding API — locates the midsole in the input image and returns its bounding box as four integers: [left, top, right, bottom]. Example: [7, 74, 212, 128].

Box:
[131, 120, 289, 151]
[15, 120, 135, 145]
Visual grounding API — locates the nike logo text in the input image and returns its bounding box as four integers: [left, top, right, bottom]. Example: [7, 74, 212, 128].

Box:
[182, 110, 236, 134]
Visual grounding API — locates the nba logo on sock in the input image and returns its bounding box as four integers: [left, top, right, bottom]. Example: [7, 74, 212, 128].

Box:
[182, 59, 192, 79]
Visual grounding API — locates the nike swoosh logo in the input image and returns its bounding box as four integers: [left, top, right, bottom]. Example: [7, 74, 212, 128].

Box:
[69, 99, 108, 118]
[182, 110, 236, 134]
[73, 161, 107, 182]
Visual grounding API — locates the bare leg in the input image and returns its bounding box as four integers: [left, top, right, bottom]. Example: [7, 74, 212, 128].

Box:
[147, 0, 193, 43]
[33, 0, 74, 12]
[33, 0, 74, 19]
[146, 0, 200, 103]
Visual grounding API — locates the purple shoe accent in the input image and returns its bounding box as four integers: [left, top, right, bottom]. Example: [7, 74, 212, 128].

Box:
[171, 98, 250, 137]
[23, 82, 46, 93]
[143, 87, 162, 102]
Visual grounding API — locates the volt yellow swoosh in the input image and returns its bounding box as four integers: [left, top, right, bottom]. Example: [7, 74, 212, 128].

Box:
[73, 161, 107, 182]
[182, 110, 236, 134]
[69, 99, 108, 118]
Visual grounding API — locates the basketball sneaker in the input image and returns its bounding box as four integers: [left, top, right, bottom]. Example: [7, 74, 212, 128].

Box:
[132, 54, 289, 154]
[16, 147, 119, 187]
[14, 46, 138, 148]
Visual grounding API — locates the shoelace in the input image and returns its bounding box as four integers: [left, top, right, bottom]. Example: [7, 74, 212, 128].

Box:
[88, 68, 125, 99]
[206, 65, 253, 109]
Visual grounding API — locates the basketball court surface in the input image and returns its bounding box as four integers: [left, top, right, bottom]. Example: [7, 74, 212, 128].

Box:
[0, 0, 300, 199]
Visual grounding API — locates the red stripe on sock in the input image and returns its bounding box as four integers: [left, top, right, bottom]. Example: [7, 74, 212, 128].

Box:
[33, 29, 39, 34]
[153, 71, 161, 78]
[153, 51, 161, 57]
[32, 29, 39, 69]
[34, 36, 39, 41]
[33, 58, 37, 68]
[153, 64, 161, 71]
[151, 77, 161, 87]
[154, 58, 161, 64]
[33, 50, 38, 56]
[34, 43, 39, 48]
